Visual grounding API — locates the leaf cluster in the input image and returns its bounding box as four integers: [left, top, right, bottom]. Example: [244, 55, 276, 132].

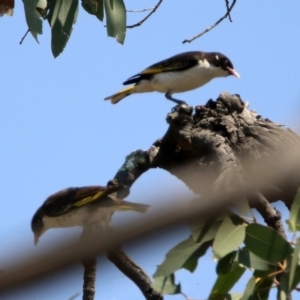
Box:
[22, 0, 126, 57]
[152, 191, 300, 299]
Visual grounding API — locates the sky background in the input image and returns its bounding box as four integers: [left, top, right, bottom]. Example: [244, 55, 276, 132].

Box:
[1, 0, 300, 299]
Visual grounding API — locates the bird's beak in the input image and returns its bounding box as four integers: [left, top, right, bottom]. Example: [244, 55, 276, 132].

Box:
[227, 67, 240, 79]
[34, 233, 40, 246]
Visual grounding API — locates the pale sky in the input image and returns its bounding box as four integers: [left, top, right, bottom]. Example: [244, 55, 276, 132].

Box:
[1, 1, 300, 299]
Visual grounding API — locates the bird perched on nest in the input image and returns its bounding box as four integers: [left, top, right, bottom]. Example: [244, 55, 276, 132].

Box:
[104, 51, 240, 105]
[31, 186, 149, 244]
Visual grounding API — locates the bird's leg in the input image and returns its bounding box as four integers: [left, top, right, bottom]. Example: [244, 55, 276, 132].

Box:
[165, 92, 187, 105]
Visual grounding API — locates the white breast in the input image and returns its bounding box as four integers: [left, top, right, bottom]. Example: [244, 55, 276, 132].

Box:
[135, 59, 228, 94]
[42, 206, 115, 230]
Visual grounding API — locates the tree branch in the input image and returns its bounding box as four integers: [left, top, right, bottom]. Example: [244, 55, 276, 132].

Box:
[182, 0, 237, 43]
[127, 8, 154, 13]
[225, 0, 233, 22]
[107, 247, 163, 300]
[252, 192, 286, 238]
[127, 0, 163, 29]
[80, 226, 101, 300]
[19, 29, 30, 45]
[109, 92, 300, 209]
[82, 257, 97, 300]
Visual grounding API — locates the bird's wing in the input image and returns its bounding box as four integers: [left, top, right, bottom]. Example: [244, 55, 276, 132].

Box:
[43, 186, 109, 216]
[140, 52, 200, 74]
[123, 52, 202, 85]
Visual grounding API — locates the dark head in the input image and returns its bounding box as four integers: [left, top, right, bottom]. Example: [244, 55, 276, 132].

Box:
[31, 208, 45, 245]
[209, 52, 240, 78]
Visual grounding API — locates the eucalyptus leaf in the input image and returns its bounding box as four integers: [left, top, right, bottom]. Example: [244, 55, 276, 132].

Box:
[189, 215, 224, 243]
[23, 0, 43, 42]
[253, 270, 274, 300]
[47, 0, 79, 57]
[81, 0, 103, 21]
[289, 238, 300, 290]
[236, 248, 277, 271]
[290, 265, 300, 291]
[213, 215, 246, 259]
[245, 224, 292, 263]
[225, 294, 244, 300]
[240, 277, 256, 300]
[151, 274, 181, 295]
[287, 188, 300, 232]
[104, 0, 126, 44]
[208, 262, 245, 299]
[233, 197, 250, 215]
[217, 251, 237, 275]
[153, 237, 210, 278]
[279, 270, 289, 300]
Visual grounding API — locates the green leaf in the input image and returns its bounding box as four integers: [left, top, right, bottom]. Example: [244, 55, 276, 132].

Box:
[236, 248, 277, 271]
[208, 262, 245, 300]
[151, 274, 181, 295]
[233, 197, 250, 215]
[290, 265, 300, 290]
[189, 215, 224, 243]
[225, 294, 244, 300]
[81, 0, 103, 21]
[47, 0, 79, 58]
[289, 238, 300, 290]
[217, 251, 237, 275]
[153, 237, 210, 278]
[104, 0, 126, 44]
[23, 0, 43, 42]
[240, 277, 256, 300]
[287, 188, 300, 232]
[182, 256, 198, 272]
[245, 224, 292, 263]
[279, 270, 289, 300]
[213, 215, 246, 259]
[253, 270, 274, 300]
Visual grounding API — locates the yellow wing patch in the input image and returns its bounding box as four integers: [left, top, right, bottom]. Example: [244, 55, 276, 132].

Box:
[73, 191, 105, 207]
[141, 68, 165, 75]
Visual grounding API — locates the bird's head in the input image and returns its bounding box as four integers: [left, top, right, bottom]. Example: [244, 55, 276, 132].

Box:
[31, 208, 46, 245]
[209, 52, 240, 79]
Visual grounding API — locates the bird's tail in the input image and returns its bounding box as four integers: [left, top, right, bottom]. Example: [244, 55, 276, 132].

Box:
[115, 200, 150, 213]
[104, 85, 136, 104]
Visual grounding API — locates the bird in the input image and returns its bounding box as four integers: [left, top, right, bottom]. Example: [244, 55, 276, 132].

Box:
[31, 186, 149, 245]
[104, 51, 240, 105]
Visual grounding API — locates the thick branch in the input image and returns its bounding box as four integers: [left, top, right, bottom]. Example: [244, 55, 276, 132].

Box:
[110, 92, 300, 209]
[82, 257, 97, 300]
[252, 192, 286, 238]
[104, 92, 300, 300]
[107, 247, 163, 300]
[80, 225, 108, 300]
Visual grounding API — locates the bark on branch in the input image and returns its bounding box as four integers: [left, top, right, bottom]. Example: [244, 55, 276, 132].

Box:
[106, 92, 300, 299]
[107, 247, 163, 300]
[111, 92, 300, 209]
[102, 92, 300, 299]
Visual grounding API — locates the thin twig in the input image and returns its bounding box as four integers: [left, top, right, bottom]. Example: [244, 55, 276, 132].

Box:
[19, 29, 30, 45]
[225, 0, 232, 22]
[127, 7, 154, 13]
[182, 0, 237, 43]
[68, 292, 81, 300]
[180, 291, 190, 300]
[127, 0, 163, 29]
